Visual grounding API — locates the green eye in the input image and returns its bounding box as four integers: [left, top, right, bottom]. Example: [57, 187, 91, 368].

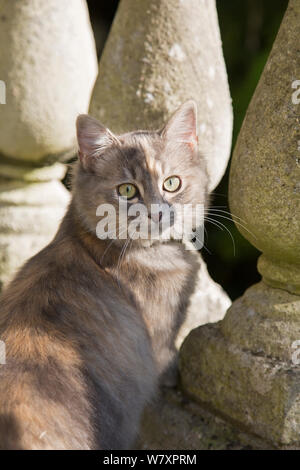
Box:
[118, 183, 138, 199]
[163, 176, 181, 192]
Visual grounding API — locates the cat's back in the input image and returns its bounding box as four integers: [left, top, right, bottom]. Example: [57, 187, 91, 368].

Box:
[0, 236, 155, 449]
[0, 234, 142, 334]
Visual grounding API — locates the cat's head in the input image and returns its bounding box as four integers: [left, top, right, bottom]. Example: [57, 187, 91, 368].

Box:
[73, 101, 209, 248]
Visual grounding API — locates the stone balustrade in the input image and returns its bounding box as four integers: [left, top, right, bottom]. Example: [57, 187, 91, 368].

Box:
[180, 0, 300, 448]
[0, 0, 97, 289]
[90, 0, 233, 194]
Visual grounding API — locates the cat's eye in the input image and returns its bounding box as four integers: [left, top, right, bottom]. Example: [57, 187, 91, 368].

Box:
[163, 176, 181, 193]
[117, 183, 138, 200]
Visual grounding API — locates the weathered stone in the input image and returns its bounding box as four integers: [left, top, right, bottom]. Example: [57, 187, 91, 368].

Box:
[90, 0, 232, 192]
[180, 283, 300, 448]
[137, 388, 269, 450]
[180, 0, 300, 448]
[0, 169, 70, 289]
[0, 0, 98, 288]
[221, 283, 300, 362]
[228, 0, 300, 295]
[0, 0, 97, 161]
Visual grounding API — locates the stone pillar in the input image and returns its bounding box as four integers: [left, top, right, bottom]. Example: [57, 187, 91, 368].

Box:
[180, 0, 300, 448]
[0, 0, 98, 289]
[90, 0, 232, 193]
[89, 0, 232, 333]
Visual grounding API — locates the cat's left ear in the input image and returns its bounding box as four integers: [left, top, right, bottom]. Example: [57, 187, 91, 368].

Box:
[76, 114, 118, 170]
[160, 100, 198, 151]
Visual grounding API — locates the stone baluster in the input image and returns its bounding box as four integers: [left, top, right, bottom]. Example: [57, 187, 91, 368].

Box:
[180, 0, 300, 448]
[0, 0, 97, 289]
[89, 0, 233, 339]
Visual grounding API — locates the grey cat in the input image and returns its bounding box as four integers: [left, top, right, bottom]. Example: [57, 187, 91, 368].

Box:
[0, 100, 209, 449]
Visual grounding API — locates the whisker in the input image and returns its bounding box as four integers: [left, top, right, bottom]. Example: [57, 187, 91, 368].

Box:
[100, 238, 117, 264]
[204, 216, 236, 256]
[209, 192, 228, 198]
[197, 235, 211, 255]
[204, 216, 225, 231]
[202, 225, 212, 255]
[208, 207, 249, 225]
[100, 226, 129, 264]
[205, 210, 256, 240]
[202, 244, 211, 255]
[116, 240, 130, 288]
[115, 229, 137, 288]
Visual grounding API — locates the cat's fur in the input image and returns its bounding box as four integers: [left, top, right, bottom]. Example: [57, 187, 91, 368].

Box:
[0, 101, 209, 449]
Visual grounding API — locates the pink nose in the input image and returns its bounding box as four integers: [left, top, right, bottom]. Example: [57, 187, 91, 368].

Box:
[148, 211, 162, 223]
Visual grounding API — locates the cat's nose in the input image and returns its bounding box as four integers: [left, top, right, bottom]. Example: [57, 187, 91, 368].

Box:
[148, 211, 162, 223]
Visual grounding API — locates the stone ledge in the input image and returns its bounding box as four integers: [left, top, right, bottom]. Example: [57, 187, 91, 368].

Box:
[136, 388, 271, 450]
[180, 323, 300, 449]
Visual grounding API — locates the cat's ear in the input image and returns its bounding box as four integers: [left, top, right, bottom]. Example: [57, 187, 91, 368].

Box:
[76, 114, 118, 170]
[161, 100, 198, 151]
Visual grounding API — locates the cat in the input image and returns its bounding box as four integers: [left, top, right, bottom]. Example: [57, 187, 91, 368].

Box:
[0, 100, 209, 450]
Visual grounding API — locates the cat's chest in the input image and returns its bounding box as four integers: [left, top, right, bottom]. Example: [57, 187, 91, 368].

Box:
[121, 243, 199, 327]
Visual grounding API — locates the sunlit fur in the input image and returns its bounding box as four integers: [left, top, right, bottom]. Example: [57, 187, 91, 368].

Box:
[0, 101, 209, 450]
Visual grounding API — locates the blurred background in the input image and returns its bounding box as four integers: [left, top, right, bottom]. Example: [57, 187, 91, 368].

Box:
[85, 0, 288, 300]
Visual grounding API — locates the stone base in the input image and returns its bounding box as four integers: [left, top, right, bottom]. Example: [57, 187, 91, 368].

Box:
[180, 282, 300, 448]
[136, 388, 270, 450]
[0, 169, 70, 290]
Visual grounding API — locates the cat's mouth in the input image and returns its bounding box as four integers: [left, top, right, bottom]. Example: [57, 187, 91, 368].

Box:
[95, 206, 204, 249]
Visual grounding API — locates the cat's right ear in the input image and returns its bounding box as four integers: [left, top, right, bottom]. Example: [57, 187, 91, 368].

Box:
[160, 100, 198, 152]
[76, 114, 118, 170]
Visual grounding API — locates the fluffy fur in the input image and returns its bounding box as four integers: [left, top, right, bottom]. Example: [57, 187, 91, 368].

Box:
[0, 101, 209, 449]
